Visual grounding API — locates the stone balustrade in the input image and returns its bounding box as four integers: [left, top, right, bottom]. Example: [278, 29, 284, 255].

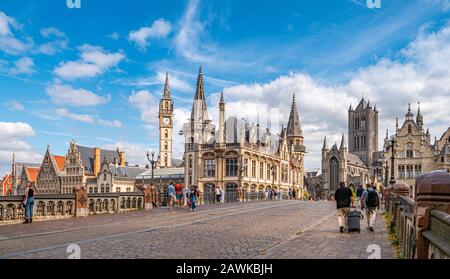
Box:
[387, 171, 450, 259]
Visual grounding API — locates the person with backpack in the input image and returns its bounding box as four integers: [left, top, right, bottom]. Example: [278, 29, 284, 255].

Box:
[356, 185, 364, 208]
[334, 182, 354, 233]
[365, 185, 380, 231]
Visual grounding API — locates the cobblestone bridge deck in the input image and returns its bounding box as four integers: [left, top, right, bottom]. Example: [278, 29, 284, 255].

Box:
[0, 201, 393, 259]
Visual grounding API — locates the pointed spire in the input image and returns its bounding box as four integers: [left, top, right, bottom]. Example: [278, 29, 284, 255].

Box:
[386, 129, 389, 139]
[194, 66, 205, 101]
[322, 137, 328, 150]
[220, 91, 225, 104]
[396, 117, 399, 130]
[163, 72, 171, 99]
[287, 93, 302, 137]
[340, 134, 347, 149]
[406, 103, 413, 119]
[348, 104, 354, 112]
[418, 101, 421, 115]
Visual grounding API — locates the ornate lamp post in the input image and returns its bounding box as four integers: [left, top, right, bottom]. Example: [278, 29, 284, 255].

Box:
[146, 151, 160, 184]
[238, 156, 247, 202]
[389, 136, 397, 185]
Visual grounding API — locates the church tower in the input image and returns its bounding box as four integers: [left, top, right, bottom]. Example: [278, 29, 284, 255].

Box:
[348, 98, 379, 166]
[159, 73, 173, 168]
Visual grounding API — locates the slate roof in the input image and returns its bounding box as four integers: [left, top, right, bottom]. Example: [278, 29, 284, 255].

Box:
[110, 164, 148, 179]
[76, 145, 120, 175]
[136, 167, 185, 180]
[347, 153, 368, 168]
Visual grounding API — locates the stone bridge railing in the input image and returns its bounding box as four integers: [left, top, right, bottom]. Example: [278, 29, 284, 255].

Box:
[0, 194, 76, 224]
[0, 189, 148, 224]
[386, 171, 450, 259]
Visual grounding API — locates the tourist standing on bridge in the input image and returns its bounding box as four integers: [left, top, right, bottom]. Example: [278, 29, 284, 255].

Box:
[167, 182, 176, 213]
[335, 182, 353, 233]
[215, 186, 221, 203]
[183, 184, 190, 208]
[175, 182, 183, 208]
[365, 185, 380, 232]
[220, 187, 225, 203]
[23, 182, 37, 224]
[189, 185, 199, 212]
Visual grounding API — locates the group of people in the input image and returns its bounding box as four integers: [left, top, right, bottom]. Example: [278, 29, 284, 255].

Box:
[166, 182, 200, 212]
[264, 187, 297, 200]
[334, 182, 381, 233]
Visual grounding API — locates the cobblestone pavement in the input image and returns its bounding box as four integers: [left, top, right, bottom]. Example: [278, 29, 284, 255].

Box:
[0, 201, 393, 259]
[260, 209, 394, 259]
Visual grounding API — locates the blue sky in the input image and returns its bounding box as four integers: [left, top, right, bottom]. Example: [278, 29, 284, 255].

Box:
[0, 0, 449, 174]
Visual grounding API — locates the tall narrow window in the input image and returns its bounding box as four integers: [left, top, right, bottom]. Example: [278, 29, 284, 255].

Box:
[165, 129, 169, 138]
[252, 160, 256, 178]
[260, 162, 264, 179]
[204, 159, 216, 177]
[225, 158, 238, 177]
[408, 125, 412, 134]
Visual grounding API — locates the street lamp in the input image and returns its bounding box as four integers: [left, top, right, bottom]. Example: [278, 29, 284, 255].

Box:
[238, 156, 247, 202]
[389, 136, 397, 185]
[146, 151, 160, 183]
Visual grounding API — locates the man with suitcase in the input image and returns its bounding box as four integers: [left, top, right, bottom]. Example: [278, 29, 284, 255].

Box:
[365, 185, 380, 231]
[334, 182, 354, 233]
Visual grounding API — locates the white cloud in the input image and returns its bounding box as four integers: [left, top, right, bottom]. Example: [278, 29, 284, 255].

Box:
[0, 11, 32, 55]
[56, 108, 95, 123]
[8, 56, 35, 75]
[46, 83, 109, 107]
[0, 122, 40, 174]
[0, 122, 35, 137]
[40, 27, 65, 38]
[54, 44, 125, 79]
[56, 108, 123, 128]
[174, 0, 212, 63]
[128, 90, 160, 126]
[128, 18, 171, 51]
[130, 71, 194, 93]
[108, 32, 120, 40]
[5, 100, 24, 111]
[103, 142, 157, 167]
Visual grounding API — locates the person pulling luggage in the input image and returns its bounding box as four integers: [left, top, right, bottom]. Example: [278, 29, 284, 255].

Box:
[334, 182, 354, 233]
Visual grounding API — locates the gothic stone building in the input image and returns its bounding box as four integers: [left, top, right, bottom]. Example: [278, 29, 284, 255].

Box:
[385, 103, 450, 198]
[322, 98, 385, 198]
[181, 67, 306, 198]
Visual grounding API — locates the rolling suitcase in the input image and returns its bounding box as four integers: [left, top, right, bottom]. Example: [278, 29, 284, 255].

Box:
[347, 209, 363, 233]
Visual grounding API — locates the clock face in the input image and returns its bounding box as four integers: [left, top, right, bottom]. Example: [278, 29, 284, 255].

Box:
[163, 117, 170, 125]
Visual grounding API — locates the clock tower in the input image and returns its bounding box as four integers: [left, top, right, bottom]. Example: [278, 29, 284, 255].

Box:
[159, 73, 173, 168]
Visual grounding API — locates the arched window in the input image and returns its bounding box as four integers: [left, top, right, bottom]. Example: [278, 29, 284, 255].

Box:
[164, 141, 168, 150]
[165, 102, 169, 109]
[406, 143, 414, 158]
[165, 129, 169, 138]
[329, 157, 339, 192]
[408, 125, 412, 134]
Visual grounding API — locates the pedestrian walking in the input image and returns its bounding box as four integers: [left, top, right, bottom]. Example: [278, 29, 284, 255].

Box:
[288, 188, 293, 200]
[265, 188, 269, 200]
[189, 185, 199, 212]
[334, 182, 353, 233]
[175, 182, 183, 208]
[356, 185, 364, 208]
[219, 187, 225, 203]
[292, 189, 297, 200]
[183, 184, 190, 207]
[279, 188, 284, 200]
[167, 182, 176, 212]
[273, 188, 278, 200]
[23, 182, 37, 224]
[215, 186, 221, 203]
[365, 185, 380, 231]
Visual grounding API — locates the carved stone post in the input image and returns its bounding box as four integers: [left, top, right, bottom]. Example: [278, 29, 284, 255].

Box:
[414, 171, 450, 259]
[73, 186, 88, 217]
[391, 182, 410, 225]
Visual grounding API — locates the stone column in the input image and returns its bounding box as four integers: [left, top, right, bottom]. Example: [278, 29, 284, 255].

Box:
[73, 186, 88, 217]
[414, 171, 450, 259]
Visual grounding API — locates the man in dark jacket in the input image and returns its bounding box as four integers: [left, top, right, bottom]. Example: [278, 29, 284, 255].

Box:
[334, 182, 353, 233]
